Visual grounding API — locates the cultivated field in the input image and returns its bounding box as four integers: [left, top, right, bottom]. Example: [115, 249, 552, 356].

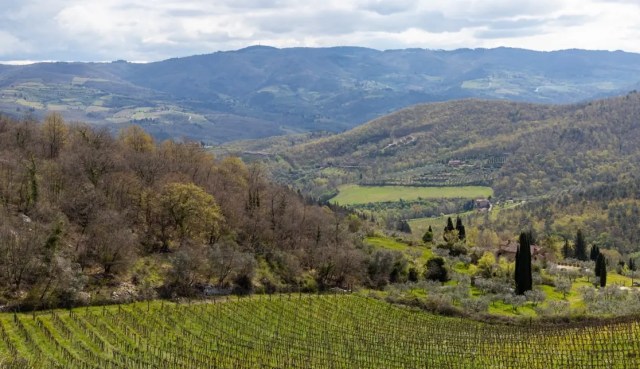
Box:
[330, 185, 493, 205]
[0, 295, 638, 368]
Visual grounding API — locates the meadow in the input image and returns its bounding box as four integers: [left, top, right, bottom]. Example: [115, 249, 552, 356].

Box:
[0, 295, 638, 369]
[329, 185, 492, 205]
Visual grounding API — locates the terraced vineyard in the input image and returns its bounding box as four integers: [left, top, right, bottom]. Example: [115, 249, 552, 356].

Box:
[0, 295, 639, 368]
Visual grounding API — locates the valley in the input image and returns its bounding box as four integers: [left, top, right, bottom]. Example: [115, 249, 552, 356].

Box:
[3, 46, 640, 368]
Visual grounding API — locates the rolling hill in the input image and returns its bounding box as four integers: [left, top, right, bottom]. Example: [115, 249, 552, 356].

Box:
[3, 47, 640, 142]
[225, 92, 640, 251]
[225, 92, 640, 200]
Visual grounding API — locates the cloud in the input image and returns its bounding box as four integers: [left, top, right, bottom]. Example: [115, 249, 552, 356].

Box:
[0, 0, 639, 62]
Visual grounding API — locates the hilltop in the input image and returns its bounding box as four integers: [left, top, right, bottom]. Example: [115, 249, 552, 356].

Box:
[3, 47, 640, 142]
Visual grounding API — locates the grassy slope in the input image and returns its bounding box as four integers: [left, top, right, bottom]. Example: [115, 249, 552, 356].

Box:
[1, 295, 640, 368]
[364, 236, 434, 263]
[330, 185, 492, 205]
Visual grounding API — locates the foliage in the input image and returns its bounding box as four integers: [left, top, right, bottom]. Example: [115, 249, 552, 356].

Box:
[515, 232, 533, 295]
[0, 116, 366, 308]
[575, 229, 588, 261]
[424, 257, 449, 282]
[422, 225, 433, 243]
[596, 254, 607, 287]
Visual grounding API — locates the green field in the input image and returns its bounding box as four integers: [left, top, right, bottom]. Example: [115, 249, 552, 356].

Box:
[0, 295, 639, 368]
[330, 185, 493, 205]
[364, 236, 434, 263]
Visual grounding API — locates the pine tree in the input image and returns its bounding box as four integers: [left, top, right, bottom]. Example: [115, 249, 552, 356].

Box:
[515, 231, 533, 295]
[629, 258, 637, 272]
[574, 229, 587, 261]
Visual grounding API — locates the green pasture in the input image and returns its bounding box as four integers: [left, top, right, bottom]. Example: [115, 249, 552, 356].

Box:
[330, 185, 492, 206]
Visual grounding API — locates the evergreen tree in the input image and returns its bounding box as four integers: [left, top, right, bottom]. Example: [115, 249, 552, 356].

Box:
[589, 245, 600, 261]
[443, 217, 455, 242]
[597, 253, 607, 287]
[562, 238, 571, 259]
[397, 219, 412, 234]
[595, 253, 603, 277]
[445, 217, 454, 232]
[514, 231, 533, 295]
[574, 229, 587, 261]
[629, 258, 637, 272]
[455, 217, 466, 241]
[422, 225, 433, 243]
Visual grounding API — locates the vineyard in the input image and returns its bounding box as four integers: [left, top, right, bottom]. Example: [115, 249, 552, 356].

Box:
[0, 295, 639, 368]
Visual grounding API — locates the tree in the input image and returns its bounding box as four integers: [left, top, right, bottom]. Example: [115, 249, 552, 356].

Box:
[477, 251, 497, 278]
[396, 219, 412, 234]
[562, 238, 572, 259]
[525, 289, 546, 307]
[514, 231, 533, 295]
[597, 253, 607, 287]
[424, 257, 448, 282]
[554, 278, 572, 299]
[589, 245, 600, 261]
[443, 217, 457, 243]
[574, 229, 587, 261]
[119, 125, 155, 153]
[422, 225, 433, 243]
[455, 217, 466, 241]
[156, 182, 224, 252]
[42, 112, 67, 159]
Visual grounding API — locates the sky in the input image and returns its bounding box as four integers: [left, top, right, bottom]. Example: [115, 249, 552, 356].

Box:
[1, 0, 640, 63]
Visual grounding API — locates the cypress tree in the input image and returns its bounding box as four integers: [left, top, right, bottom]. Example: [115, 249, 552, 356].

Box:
[443, 217, 455, 242]
[597, 254, 607, 287]
[589, 245, 600, 261]
[562, 238, 571, 259]
[445, 217, 454, 232]
[574, 229, 587, 261]
[397, 219, 412, 233]
[515, 232, 533, 295]
[514, 248, 520, 290]
[595, 253, 603, 277]
[455, 217, 466, 241]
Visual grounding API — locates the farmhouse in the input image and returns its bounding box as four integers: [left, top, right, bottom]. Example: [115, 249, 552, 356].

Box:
[475, 198, 492, 211]
[496, 240, 548, 262]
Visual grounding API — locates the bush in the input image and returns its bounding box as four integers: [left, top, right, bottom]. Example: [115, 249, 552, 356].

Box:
[424, 257, 449, 282]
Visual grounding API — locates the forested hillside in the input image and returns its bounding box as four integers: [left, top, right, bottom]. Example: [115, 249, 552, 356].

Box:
[241, 92, 640, 201]
[0, 113, 371, 310]
[3, 47, 640, 142]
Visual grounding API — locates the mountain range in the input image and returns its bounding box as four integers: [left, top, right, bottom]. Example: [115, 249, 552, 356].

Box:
[2, 46, 640, 143]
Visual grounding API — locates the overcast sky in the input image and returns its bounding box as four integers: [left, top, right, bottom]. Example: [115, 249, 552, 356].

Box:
[2, 0, 639, 63]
